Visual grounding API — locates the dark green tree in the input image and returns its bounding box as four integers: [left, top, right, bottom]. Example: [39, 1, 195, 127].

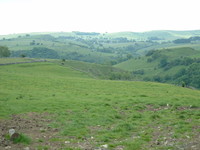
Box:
[159, 57, 168, 68]
[127, 54, 133, 60]
[0, 46, 10, 57]
[20, 54, 26, 58]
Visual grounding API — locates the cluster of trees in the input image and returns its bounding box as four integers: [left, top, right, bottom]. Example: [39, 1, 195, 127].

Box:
[30, 40, 43, 46]
[96, 47, 114, 53]
[159, 57, 200, 70]
[109, 72, 133, 80]
[11, 47, 59, 59]
[148, 36, 163, 41]
[173, 36, 200, 44]
[0, 46, 10, 57]
[145, 62, 200, 89]
[132, 69, 145, 75]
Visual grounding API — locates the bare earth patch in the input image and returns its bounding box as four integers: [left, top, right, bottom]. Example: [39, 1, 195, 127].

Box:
[0, 112, 62, 150]
[145, 124, 200, 150]
[0, 112, 102, 150]
[1, 111, 199, 150]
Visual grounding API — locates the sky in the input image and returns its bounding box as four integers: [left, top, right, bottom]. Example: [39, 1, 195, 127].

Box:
[0, 0, 200, 35]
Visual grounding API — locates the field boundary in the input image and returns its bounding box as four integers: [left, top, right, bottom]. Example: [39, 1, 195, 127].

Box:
[0, 60, 47, 66]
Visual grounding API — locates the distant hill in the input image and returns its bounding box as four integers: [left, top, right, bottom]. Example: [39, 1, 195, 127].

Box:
[104, 30, 200, 40]
[0, 30, 200, 64]
[115, 47, 200, 88]
[1, 30, 200, 40]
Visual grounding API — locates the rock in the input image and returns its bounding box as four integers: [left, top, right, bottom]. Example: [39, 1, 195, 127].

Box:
[65, 141, 70, 144]
[101, 144, 108, 148]
[94, 148, 101, 150]
[24, 147, 30, 150]
[186, 135, 190, 138]
[191, 145, 196, 148]
[5, 146, 11, 149]
[10, 133, 20, 141]
[8, 129, 15, 136]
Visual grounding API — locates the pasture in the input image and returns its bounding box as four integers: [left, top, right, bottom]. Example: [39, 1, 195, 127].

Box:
[0, 61, 199, 149]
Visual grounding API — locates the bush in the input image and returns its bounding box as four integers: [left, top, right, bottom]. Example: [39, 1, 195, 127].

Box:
[159, 57, 168, 68]
[153, 75, 162, 82]
[0, 46, 10, 57]
[145, 50, 155, 56]
[132, 69, 144, 75]
[8, 133, 31, 144]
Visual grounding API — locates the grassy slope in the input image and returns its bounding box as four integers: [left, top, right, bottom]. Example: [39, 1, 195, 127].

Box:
[0, 61, 200, 149]
[0, 58, 38, 64]
[58, 60, 132, 79]
[0, 35, 116, 64]
[115, 47, 200, 78]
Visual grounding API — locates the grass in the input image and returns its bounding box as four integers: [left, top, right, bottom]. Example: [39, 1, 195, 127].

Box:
[115, 47, 200, 81]
[0, 57, 38, 64]
[12, 133, 31, 144]
[57, 59, 131, 79]
[5, 133, 31, 145]
[1, 31, 200, 65]
[0, 60, 200, 149]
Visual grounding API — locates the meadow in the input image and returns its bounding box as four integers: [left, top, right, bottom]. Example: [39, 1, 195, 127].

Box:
[0, 60, 199, 149]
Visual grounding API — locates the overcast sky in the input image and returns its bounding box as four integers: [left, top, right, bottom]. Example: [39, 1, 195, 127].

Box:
[0, 0, 199, 35]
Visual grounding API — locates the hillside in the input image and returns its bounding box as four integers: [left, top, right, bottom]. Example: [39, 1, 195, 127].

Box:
[1, 30, 200, 64]
[115, 47, 200, 88]
[0, 60, 200, 149]
[58, 60, 134, 80]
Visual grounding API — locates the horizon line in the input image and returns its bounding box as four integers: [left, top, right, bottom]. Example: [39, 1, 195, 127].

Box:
[1, 29, 200, 36]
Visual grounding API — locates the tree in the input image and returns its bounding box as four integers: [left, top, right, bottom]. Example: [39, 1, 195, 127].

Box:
[181, 81, 186, 87]
[159, 57, 168, 68]
[0, 46, 10, 57]
[126, 54, 133, 60]
[20, 54, 26, 58]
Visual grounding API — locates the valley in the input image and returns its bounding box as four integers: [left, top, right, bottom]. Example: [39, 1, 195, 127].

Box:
[0, 30, 200, 149]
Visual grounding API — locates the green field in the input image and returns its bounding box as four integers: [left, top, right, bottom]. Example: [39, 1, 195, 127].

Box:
[0, 58, 42, 64]
[0, 60, 199, 149]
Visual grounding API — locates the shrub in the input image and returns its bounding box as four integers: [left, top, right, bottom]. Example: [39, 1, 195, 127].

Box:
[12, 133, 31, 144]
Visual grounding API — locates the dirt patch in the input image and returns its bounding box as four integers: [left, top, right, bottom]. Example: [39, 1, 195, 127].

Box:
[138, 104, 170, 112]
[0, 112, 62, 150]
[141, 104, 200, 112]
[0, 112, 101, 150]
[146, 125, 200, 150]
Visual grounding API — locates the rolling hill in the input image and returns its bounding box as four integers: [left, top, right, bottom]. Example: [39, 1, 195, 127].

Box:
[1, 30, 200, 64]
[115, 47, 200, 88]
[0, 60, 199, 149]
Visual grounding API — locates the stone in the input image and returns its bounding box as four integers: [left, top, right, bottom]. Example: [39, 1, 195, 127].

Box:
[65, 141, 70, 144]
[5, 146, 11, 149]
[101, 144, 108, 148]
[8, 129, 15, 136]
[24, 147, 30, 150]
